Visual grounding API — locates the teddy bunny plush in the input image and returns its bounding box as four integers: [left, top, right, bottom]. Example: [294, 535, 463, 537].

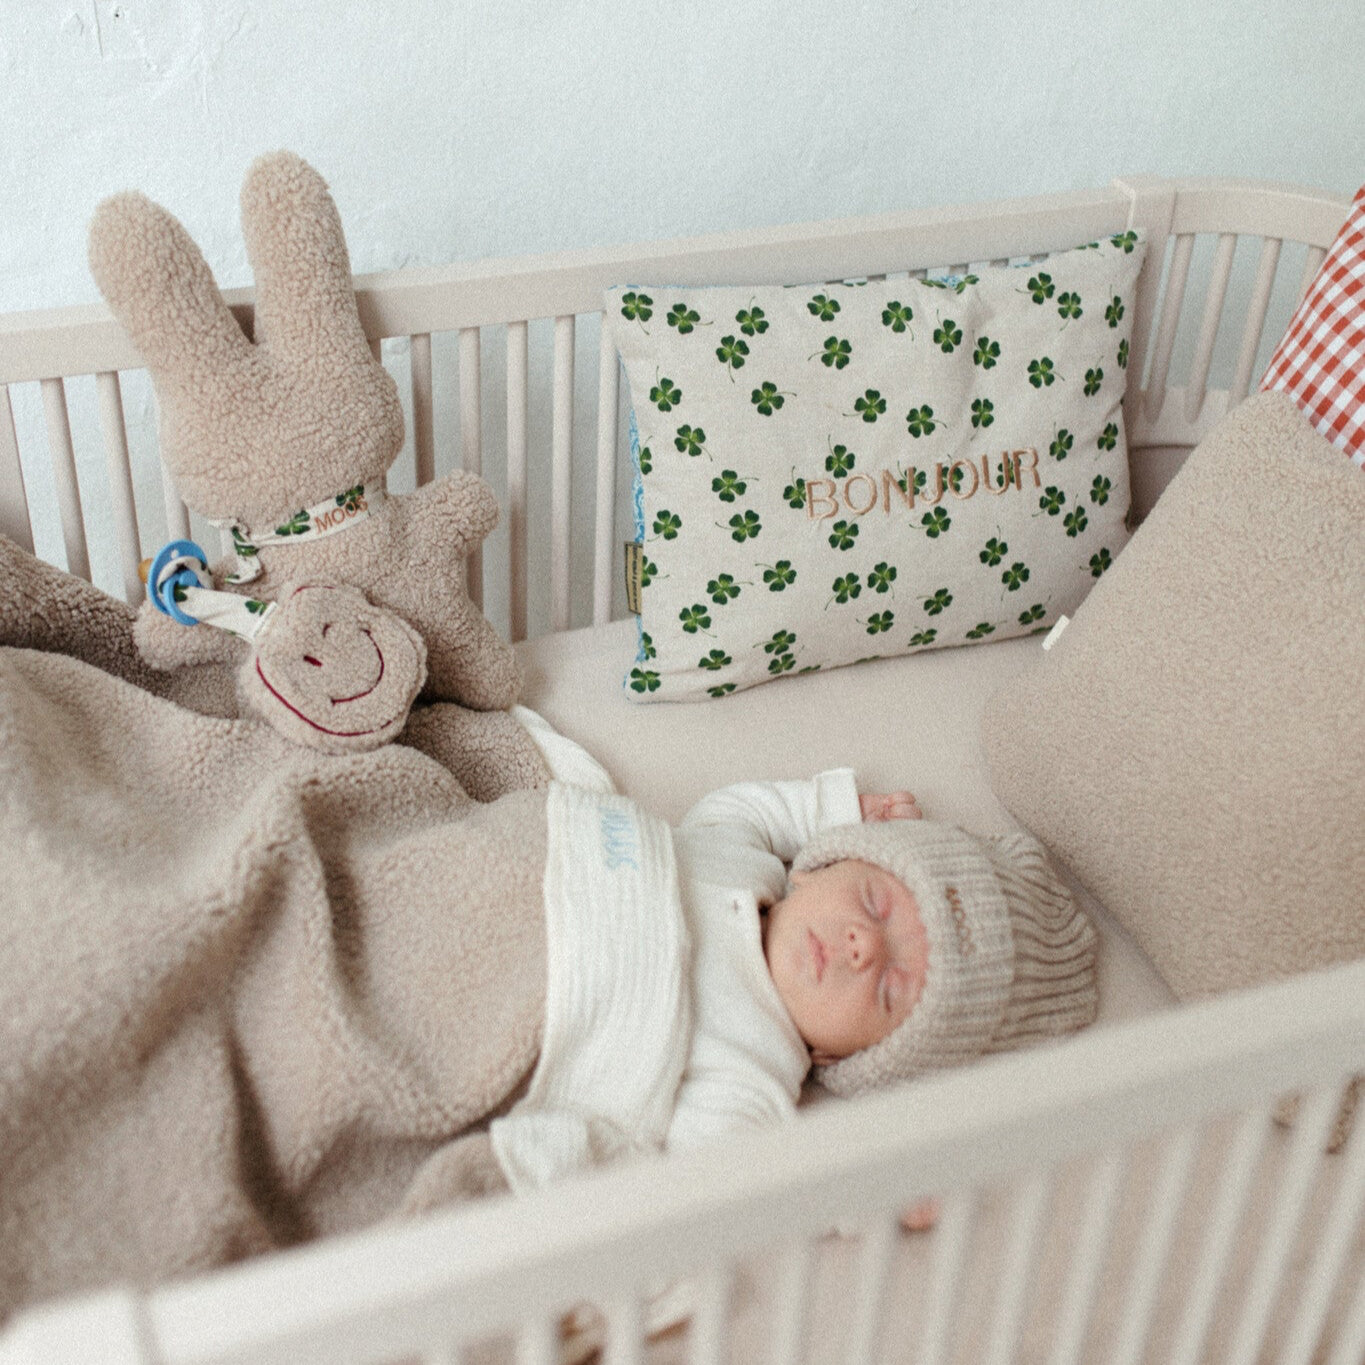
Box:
[84, 151, 548, 796]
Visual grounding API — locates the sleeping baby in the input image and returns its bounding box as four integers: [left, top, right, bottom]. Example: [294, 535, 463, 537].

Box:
[431, 765, 1098, 1216]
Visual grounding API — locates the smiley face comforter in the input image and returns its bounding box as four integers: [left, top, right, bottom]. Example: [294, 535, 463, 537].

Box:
[0, 641, 560, 1322]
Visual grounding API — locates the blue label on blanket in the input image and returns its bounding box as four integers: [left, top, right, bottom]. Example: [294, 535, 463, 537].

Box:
[598, 805, 639, 871]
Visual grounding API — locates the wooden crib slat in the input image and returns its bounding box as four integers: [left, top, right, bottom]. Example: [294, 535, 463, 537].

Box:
[602, 1293, 644, 1365]
[688, 1266, 733, 1365]
[411, 332, 435, 488]
[458, 326, 484, 612]
[915, 1192, 979, 1365]
[41, 377, 91, 581]
[1223, 1083, 1348, 1365]
[0, 383, 34, 553]
[1228, 236, 1282, 403]
[593, 319, 619, 627]
[506, 320, 529, 644]
[983, 1170, 1053, 1365]
[1166, 1101, 1274, 1365]
[766, 1237, 816, 1365]
[845, 1216, 898, 1365]
[95, 371, 144, 606]
[1044, 1148, 1126, 1365]
[1107, 1124, 1200, 1365]
[1182, 232, 1238, 424]
[1143, 232, 1195, 422]
[1297, 245, 1327, 304]
[160, 465, 191, 545]
[513, 1314, 559, 1365]
[1279, 1088, 1365, 1365]
[1325, 1253, 1365, 1365]
[551, 315, 575, 633]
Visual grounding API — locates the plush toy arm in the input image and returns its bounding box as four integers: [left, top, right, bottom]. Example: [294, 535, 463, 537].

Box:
[134, 598, 247, 671]
[406, 469, 501, 556]
[400, 702, 550, 802]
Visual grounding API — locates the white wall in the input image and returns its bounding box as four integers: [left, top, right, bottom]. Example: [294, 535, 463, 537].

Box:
[2, 0, 1360, 313]
[0, 0, 1360, 623]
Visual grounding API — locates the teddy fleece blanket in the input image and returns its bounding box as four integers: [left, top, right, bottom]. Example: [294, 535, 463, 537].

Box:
[0, 644, 551, 1321]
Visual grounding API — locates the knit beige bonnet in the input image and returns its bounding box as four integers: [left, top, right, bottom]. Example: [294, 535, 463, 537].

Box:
[792, 821, 1099, 1098]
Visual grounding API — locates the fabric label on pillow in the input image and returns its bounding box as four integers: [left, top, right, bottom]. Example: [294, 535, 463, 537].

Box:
[609, 234, 1145, 701]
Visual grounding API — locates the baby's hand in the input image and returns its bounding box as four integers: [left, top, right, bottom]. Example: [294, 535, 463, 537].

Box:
[859, 791, 923, 823]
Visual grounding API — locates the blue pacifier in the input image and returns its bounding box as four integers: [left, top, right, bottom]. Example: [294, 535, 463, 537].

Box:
[147, 539, 209, 627]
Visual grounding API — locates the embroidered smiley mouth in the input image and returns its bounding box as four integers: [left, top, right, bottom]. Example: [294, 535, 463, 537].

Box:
[255, 627, 396, 738]
[325, 629, 384, 706]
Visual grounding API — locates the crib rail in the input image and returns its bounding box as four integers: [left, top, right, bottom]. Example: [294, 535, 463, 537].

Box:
[0, 175, 1350, 645]
[7, 956, 1362, 1365]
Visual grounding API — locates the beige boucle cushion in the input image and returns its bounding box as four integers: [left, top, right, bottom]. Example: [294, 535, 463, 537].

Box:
[981, 388, 1364, 1017]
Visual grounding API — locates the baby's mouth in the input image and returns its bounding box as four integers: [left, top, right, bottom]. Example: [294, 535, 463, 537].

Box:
[808, 929, 827, 983]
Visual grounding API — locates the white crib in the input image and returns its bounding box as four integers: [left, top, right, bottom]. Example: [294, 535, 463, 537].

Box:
[0, 175, 1362, 1365]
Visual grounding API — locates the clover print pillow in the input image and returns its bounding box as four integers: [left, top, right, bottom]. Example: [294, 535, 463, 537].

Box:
[609, 232, 1145, 701]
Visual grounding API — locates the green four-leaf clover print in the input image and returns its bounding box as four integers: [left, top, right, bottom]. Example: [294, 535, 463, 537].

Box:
[275, 509, 311, 537]
[921, 508, 951, 537]
[783, 474, 807, 510]
[865, 610, 894, 635]
[1057, 291, 1083, 321]
[828, 519, 859, 550]
[667, 303, 701, 333]
[1002, 561, 1031, 591]
[1084, 367, 1103, 397]
[711, 469, 746, 501]
[980, 536, 1008, 566]
[882, 301, 913, 332]
[971, 398, 994, 429]
[906, 404, 937, 438]
[707, 573, 742, 604]
[751, 382, 788, 415]
[736, 306, 768, 336]
[679, 603, 712, 634]
[652, 510, 681, 540]
[650, 377, 682, 411]
[1089, 548, 1113, 577]
[1064, 507, 1089, 538]
[923, 587, 953, 616]
[761, 560, 796, 591]
[764, 628, 798, 654]
[621, 292, 654, 325]
[830, 573, 861, 604]
[966, 622, 995, 640]
[675, 424, 707, 457]
[1028, 358, 1057, 388]
[1098, 423, 1119, 451]
[726, 510, 762, 541]
[1090, 476, 1112, 505]
[1027, 272, 1055, 303]
[808, 293, 841, 321]
[1105, 295, 1125, 328]
[716, 335, 750, 374]
[816, 337, 852, 369]
[854, 390, 886, 422]
[825, 445, 856, 476]
[1039, 486, 1067, 516]
[933, 318, 963, 353]
[1018, 603, 1046, 626]
[629, 667, 660, 693]
[868, 561, 897, 593]
[974, 336, 1001, 369]
[909, 629, 938, 648]
[699, 648, 732, 671]
[1050, 430, 1074, 460]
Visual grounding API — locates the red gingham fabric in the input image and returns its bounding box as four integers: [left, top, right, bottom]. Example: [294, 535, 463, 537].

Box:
[1260, 184, 1365, 468]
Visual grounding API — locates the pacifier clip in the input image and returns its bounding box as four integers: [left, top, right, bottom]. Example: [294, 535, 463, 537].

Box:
[145, 540, 277, 641]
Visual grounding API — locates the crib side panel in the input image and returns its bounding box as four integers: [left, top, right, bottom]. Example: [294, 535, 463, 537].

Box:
[15, 956, 1346, 1365]
[0, 177, 1350, 642]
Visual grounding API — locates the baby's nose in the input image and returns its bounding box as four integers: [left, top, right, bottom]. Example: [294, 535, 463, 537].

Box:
[845, 923, 882, 971]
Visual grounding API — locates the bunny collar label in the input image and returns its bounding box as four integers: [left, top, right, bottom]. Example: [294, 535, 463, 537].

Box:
[215, 483, 387, 584]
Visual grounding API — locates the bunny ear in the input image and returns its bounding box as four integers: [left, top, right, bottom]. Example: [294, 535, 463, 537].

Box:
[237, 151, 372, 364]
[88, 190, 252, 385]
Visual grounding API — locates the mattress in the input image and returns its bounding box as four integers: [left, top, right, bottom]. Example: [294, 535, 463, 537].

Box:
[516, 617, 1175, 1034]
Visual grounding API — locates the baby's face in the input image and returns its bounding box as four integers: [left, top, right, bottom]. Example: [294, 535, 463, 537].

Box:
[763, 858, 927, 1064]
